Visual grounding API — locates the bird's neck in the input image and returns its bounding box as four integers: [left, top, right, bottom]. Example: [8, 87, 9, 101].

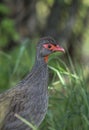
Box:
[31, 57, 48, 78]
[23, 57, 48, 86]
[34, 56, 47, 69]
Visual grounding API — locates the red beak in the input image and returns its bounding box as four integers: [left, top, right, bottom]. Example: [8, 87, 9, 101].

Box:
[53, 45, 65, 52]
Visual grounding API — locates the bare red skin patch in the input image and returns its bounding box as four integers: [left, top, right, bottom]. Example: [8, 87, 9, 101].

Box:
[43, 44, 55, 51]
[43, 43, 65, 63]
[44, 55, 48, 63]
[43, 44, 65, 52]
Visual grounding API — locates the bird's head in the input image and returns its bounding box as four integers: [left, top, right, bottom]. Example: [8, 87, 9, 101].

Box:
[36, 37, 65, 63]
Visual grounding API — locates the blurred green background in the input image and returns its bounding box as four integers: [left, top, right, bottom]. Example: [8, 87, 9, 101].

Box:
[0, 0, 89, 130]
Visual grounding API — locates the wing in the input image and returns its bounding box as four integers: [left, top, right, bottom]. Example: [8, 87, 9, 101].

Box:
[0, 93, 11, 129]
[0, 74, 48, 130]
[0, 84, 31, 130]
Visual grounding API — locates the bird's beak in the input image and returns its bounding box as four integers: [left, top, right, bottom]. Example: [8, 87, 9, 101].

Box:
[53, 45, 65, 52]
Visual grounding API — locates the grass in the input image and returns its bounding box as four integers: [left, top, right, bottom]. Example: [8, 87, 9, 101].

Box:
[15, 113, 37, 130]
[0, 39, 89, 130]
[39, 55, 89, 130]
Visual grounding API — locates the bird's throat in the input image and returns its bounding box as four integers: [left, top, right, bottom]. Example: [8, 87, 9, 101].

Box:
[44, 55, 48, 63]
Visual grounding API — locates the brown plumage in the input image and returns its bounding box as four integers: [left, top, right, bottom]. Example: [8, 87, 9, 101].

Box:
[0, 37, 64, 130]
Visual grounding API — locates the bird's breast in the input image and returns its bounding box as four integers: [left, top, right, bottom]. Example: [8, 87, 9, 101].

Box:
[23, 68, 49, 126]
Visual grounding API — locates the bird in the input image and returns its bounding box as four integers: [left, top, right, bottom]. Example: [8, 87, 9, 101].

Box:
[0, 37, 65, 130]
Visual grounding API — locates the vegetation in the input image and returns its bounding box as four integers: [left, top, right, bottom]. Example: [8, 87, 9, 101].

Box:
[40, 57, 89, 130]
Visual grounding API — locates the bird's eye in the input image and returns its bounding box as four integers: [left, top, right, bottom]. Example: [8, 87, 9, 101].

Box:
[48, 44, 52, 48]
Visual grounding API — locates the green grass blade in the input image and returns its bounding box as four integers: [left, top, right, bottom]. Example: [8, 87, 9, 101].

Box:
[15, 113, 37, 130]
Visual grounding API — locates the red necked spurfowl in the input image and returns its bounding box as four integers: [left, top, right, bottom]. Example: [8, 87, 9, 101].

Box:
[0, 37, 65, 130]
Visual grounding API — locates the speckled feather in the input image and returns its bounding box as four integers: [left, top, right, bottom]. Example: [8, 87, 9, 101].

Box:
[0, 61, 48, 130]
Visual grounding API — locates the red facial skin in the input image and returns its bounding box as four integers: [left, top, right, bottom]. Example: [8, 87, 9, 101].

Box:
[43, 43, 65, 62]
[43, 43, 65, 52]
